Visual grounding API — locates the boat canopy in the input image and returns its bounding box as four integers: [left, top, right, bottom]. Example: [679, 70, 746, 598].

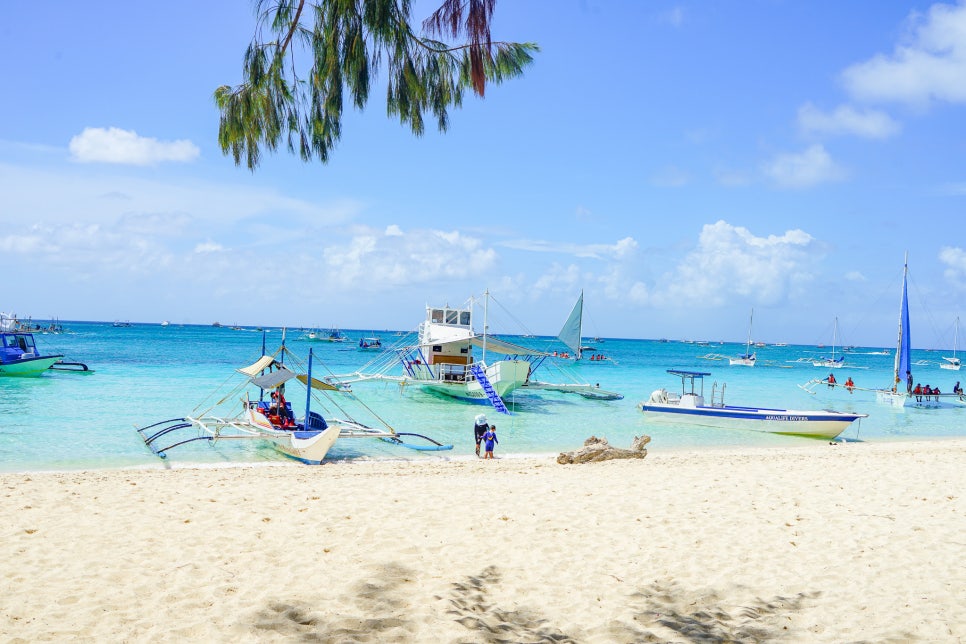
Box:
[296, 373, 340, 391]
[238, 355, 277, 377]
[250, 366, 297, 389]
[668, 369, 711, 378]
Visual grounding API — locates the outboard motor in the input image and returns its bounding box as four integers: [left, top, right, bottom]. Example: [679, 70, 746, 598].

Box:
[648, 388, 668, 404]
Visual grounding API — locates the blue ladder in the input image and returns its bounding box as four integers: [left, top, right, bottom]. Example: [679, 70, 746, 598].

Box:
[469, 363, 510, 415]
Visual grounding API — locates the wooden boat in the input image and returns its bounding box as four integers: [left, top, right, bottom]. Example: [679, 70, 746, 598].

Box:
[640, 370, 866, 440]
[136, 335, 452, 464]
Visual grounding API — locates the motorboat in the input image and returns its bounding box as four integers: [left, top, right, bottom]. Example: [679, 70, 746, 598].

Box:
[640, 370, 866, 440]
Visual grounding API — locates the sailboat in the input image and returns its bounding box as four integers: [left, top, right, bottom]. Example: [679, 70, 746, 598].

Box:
[876, 255, 912, 408]
[729, 308, 757, 366]
[940, 317, 961, 371]
[812, 317, 845, 368]
[557, 290, 588, 360]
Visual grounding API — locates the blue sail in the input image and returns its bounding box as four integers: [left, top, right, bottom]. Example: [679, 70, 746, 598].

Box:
[897, 261, 911, 387]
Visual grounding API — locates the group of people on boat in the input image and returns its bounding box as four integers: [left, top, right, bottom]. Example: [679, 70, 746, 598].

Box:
[825, 373, 856, 393]
[912, 382, 943, 403]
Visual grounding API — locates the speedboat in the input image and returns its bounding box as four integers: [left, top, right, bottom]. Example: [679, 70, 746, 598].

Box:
[639, 370, 866, 440]
[0, 331, 64, 376]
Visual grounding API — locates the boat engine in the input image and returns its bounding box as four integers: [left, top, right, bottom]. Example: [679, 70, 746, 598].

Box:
[648, 388, 668, 404]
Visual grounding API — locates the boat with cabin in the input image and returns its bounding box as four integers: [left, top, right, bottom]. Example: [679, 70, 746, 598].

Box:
[640, 370, 866, 440]
[336, 291, 622, 414]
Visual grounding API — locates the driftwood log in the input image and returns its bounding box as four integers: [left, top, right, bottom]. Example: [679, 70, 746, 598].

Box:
[556, 435, 650, 464]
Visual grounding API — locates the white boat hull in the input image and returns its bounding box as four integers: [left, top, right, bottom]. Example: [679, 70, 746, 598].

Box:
[639, 401, 864, 439]
[875, 390, 908, 408]
[729, 357, 756, 367]
[264, 425, 341, 464]
[413, 359, 530, 402]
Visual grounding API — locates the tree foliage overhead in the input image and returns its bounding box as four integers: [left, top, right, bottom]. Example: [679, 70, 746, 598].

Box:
[215, 0, 538, 170]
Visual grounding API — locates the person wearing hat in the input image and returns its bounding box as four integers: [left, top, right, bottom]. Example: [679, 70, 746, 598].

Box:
[473, 413, 489, 457]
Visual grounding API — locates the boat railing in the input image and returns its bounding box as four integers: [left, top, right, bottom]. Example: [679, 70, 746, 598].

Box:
[709, 381, 727, 408]
[438, 362, 469, 383]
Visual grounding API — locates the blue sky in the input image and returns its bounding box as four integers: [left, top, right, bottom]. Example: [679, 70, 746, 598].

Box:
[2, 1, 965, 348]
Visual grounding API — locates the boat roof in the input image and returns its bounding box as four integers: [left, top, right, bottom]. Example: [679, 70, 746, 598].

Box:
[668, 369, 711, 378]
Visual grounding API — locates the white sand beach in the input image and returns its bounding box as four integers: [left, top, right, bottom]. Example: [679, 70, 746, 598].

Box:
[1, 439, 964, 642]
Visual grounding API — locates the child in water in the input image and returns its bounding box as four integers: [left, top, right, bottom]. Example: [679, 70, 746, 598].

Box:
[482, 424, 498, 459]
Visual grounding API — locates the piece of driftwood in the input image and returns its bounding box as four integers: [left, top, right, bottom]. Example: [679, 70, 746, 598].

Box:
[556, 435, 650, 464]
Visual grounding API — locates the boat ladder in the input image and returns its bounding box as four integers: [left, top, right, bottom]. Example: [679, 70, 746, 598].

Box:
[468, 364, 510, 415]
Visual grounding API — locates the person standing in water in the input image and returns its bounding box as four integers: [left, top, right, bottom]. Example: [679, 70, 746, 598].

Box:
[482, 424, 498, 459]
[473, 414, 489, 457]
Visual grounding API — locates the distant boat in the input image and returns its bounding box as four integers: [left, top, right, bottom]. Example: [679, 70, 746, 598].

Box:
[813, 317, 845, 368]
[557, 290, 587, 360]
[113, 320, 133, 328]
[940, 317, 960, 371]
[161, 320, 170, 327]
[556, 291, 607, 361]
[357, 336, 382, 350]
[729, 308, 756, 367]
[640, 370, 866, 440]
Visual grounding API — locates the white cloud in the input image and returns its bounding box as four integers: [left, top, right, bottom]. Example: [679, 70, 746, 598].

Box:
[762, 144, 846, 188]
[844, 270, 867, 282]
[385, 224, 403, 236]
[797, 103, 901, 139]
[501, 237, 638, 260]
[939, 245, 966, 285]
[69, 127, 200, 165]
[650, 220, 818, 308]
[194, 242, 224, 253]
[321, 228, 496, 288]
[841, 1, 966, 107]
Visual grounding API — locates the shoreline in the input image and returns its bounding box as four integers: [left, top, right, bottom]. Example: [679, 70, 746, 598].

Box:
[2, 432, 964, 476]
[2, 439, 963, 641]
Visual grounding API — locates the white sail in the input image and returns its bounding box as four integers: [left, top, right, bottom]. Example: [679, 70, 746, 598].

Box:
[557, 291, 583, 359]
[940, 316, 960, 370]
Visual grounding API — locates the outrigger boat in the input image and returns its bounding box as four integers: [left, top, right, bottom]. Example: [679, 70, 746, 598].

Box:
[136, 335, 453, 464]
[641, 370, 866, 440]
[334, 291, 622, 416]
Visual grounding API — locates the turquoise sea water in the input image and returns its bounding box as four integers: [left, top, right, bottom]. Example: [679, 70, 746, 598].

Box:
[1, 321, 964, 473]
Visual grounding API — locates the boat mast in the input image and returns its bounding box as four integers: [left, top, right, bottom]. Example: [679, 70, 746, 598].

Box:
[305, 348, 314, 426]
[577, 289, 584, 360]
[482, 288, 489, 364]
[832, 316, 838, 361]
[746, 308, 754, 356]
